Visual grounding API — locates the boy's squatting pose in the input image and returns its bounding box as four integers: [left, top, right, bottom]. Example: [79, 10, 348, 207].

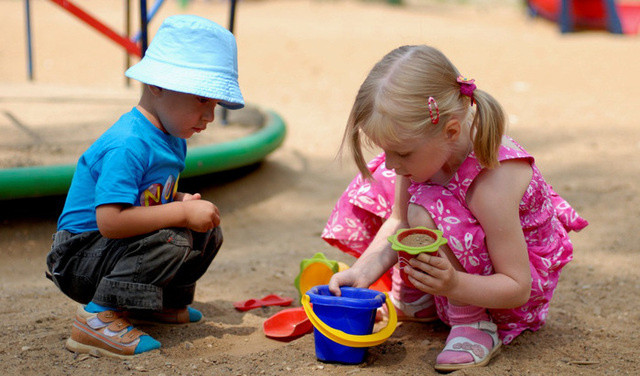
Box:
[46, 15, 244, 358]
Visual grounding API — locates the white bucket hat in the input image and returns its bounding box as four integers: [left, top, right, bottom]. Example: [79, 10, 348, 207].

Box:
[126, 15, 244, 109]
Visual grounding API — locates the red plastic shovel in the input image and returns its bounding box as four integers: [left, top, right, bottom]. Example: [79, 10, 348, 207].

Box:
[263, 307, 313, 340]
[233, 294, 294, 312]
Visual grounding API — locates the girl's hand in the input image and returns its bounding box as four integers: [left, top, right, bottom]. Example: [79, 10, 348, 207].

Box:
[405, 252, 459, 297]
[328, 268, 372, 297]
[182, 199, 220, 232]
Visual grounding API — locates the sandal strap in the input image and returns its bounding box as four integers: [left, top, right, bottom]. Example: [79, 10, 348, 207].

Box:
[93, 310, 148, 341]
[120, 328, 145, 343]
[107, 318, 133, 332]
[442, 336, 489, 363]
[389, 294, 434, 317]
[451, 320, 498, 334]
[95, 310, 137, 333]
[442, 321, 500, 362]
[97, 310, 121, 323]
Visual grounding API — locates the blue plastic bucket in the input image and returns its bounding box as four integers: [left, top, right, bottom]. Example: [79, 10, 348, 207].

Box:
[305, 285, 386, 364]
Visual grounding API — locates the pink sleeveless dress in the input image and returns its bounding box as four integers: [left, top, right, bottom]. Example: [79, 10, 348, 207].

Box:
[322, 138, 588, 344]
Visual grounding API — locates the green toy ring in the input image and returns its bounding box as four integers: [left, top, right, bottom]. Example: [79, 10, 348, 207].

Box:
[388, 226, 448, 255]
[0, 109, 286, 200]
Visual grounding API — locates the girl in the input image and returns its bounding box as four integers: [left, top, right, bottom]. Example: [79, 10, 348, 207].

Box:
[324, 45, 587, 371]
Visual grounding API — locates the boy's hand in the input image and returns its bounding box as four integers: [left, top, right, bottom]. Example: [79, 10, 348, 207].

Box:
[182, 199, 221, 232]
[175, 192, 202, 201]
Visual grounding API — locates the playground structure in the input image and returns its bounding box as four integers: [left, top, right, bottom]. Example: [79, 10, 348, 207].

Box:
[25, 0, 153, 80]
[527, 0, 640, 34]
[6, 0, 287, 200]
[23, 0, 239, 80]
[0, 105, 286, 200]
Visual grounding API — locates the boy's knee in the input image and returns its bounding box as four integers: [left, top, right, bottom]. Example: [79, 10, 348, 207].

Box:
[137, 229, 194, 267]
[209, 226, 223, 251]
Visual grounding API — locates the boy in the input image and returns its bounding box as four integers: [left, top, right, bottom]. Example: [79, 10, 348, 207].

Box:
[46, 15, 244, 359]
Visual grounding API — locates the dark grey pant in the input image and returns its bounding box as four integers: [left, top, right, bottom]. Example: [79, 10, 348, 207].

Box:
[46, 227, 222, 311]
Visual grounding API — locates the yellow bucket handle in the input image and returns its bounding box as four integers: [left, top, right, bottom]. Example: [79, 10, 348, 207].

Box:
[301, 292, 397, 348]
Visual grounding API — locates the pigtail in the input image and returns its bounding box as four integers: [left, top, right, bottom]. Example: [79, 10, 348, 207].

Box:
[348, 121, 373, 179]
[340, 93, 374, 179]
[341, 44, 507, 177]
[470, 89, 506, 169]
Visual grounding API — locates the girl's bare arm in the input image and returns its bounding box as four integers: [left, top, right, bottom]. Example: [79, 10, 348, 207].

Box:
[329, 175, 411, 294]
[456, 159, 533, 308]
[406, 160, 533, 309]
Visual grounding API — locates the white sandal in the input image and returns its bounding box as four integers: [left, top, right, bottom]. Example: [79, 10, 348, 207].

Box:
[377, 294, 438, 323]
[434, 321, 502, 372]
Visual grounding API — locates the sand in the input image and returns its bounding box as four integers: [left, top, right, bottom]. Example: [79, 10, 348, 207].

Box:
[1, 0, 639, 375]
[401, 233, 436, 248]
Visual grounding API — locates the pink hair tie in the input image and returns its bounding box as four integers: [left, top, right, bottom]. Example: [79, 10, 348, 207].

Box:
[427, 96, 439, 124]
[457, 75, 476, 106]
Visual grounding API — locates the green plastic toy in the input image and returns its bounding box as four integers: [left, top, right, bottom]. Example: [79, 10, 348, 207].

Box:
[294, 252, 341, 300]
[388, 227, 447, 288]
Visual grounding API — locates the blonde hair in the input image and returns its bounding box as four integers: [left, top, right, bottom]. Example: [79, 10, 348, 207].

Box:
[342, 45, 506, 178]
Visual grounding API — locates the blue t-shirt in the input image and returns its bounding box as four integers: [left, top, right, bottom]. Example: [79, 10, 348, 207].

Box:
[57, 107, 187, 233]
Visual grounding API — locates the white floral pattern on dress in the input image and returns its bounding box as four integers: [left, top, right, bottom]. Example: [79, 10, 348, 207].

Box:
[321, 154, 394, 258]
[322, 138, 587, 344]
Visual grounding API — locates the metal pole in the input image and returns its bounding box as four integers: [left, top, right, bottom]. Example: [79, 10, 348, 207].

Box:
[229, 0, 237, 33]
[25, 0, 34, 80]
[140, 0, 148, 57]
[125, 0, 131, 86]
[603, 0, 623, 34]
[222, 0, 238, 124]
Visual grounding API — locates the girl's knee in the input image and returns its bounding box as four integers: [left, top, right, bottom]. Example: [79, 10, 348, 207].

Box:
[407, 203, 437, 228]
[407, 203, 466, 272]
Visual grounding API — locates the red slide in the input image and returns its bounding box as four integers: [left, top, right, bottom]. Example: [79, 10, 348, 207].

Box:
[528, 0, 640, 34]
